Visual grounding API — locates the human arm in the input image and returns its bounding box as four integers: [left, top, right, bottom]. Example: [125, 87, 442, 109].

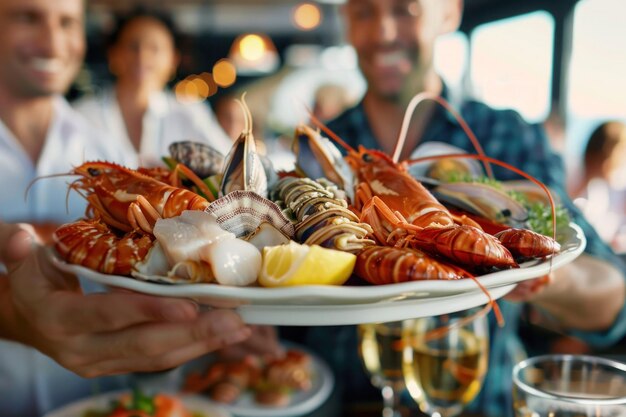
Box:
[494, 117, 626, 334]
[513, 255, 625, 331]
[0, 221, 252, 377]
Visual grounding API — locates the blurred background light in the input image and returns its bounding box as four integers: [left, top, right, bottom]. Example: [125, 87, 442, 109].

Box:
[293, 3, 322, 31]
[199, 72, 218, 97]
[239, 34, 266, 61]
[212, 59, 238, 87]
[228, 33, 280, 75]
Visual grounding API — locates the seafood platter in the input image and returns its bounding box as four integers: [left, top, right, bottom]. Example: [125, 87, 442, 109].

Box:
[49, 97, 586, 325]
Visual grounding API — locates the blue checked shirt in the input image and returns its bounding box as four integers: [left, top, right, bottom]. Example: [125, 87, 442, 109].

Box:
[301, 91, 626, 417]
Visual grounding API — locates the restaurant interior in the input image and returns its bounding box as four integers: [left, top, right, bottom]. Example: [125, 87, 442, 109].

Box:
[3, 0, 626, 416]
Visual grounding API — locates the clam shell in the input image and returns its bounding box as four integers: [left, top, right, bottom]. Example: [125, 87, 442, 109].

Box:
[292, 124, 354, 200]
[408, 141, 485, 181]
[205, 190, 295, 239]
[245, 222, 291, 251]
[433, 182, 528, 225]
[168, 141, 225, 178]
[220, 132, 268, 198]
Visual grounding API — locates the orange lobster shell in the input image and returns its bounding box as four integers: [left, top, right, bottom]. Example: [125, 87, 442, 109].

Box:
[53, 220, 153, 275]
[70, 161, 209, 234]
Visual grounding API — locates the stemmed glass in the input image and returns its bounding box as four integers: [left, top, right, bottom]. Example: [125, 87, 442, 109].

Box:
[402, 309, 489, 417]
[512, 354, 626, 416]
[358, 321, 406, 417]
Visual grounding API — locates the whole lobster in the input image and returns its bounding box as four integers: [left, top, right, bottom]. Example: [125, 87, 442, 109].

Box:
[69, 161, 210, 234]
[50, 161, 213, 276]
[298, 127, 518, 271]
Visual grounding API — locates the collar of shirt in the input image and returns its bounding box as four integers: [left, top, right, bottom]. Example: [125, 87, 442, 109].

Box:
[328, 82, 461, 153]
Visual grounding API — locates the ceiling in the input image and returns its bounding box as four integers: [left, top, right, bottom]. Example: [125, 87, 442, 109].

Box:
[86, 0, 579, 35]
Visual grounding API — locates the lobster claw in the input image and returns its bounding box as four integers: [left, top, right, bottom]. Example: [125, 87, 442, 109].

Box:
[292, 124, 355, 202]
[220, 96, 268, 198]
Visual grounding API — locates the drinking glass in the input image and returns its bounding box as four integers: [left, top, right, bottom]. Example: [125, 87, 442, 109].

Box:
[512, 354, 626, 417]
[358, 321, 406, 417]
[402, 309, 489, 417]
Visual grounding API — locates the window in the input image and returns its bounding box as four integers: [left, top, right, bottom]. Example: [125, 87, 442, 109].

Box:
[566, 0, 626, 163]
[568, 0, 626, 119]
[434, 31, 469, 91]
[470, 11, 554, 123]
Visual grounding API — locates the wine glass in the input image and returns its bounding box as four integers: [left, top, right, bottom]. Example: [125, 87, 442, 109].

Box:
[512, 354, 626, 416]
[358, 321, 406, 417]
[402, 309, 489, 417]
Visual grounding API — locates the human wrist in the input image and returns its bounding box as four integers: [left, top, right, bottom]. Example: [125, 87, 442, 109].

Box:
[0, 275, 35, 346]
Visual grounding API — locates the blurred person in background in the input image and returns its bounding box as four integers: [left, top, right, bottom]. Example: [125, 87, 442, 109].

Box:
[311, 83, 353, 123]
[213, 89, 246, 142]
[299, 1, 626, 416]
[73, 8, 232, 166]
[0, 1, 256, 415]
[571, 121, 626, 253]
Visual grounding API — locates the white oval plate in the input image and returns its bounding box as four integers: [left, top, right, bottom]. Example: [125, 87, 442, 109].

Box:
[50, 223, 585, 325]
[44, 392, 231, 417]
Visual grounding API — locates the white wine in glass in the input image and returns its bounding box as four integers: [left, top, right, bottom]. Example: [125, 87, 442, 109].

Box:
[358, 321, 405, 417]
[402, 309, 489, 417]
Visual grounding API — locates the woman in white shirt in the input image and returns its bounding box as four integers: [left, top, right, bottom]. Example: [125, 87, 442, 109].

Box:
[73, 9, 233, 167]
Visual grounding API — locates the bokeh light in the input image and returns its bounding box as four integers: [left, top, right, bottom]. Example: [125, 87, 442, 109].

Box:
[175, 79, 200, 103]
[190, 76, 209, 99]
[239, 34, 266, 61]
[293, 3, 322, 31]
[213, 59, 237, 87]
[199, 72, 218, 97]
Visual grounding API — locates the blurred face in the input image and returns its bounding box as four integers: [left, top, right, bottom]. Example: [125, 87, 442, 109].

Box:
[0, 0, 85, 98]
[108, 16, 178, 91]
[606, 136, 626, 184]
[344, 0, 460, 100]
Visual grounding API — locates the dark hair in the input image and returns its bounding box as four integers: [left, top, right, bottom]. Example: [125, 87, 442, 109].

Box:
[584, 121, 626, 169]
[107, 7, 181, 51]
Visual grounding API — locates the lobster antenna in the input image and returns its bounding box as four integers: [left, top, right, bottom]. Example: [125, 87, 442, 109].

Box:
[66, 178, 85, 214]
[24, 172, 78, 203]
[394, 92, 494, 178]
[306, 105, 355, 154]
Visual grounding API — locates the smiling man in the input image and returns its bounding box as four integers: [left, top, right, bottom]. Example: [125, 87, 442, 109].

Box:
[0, 0, 130, 224]
[0, 2, 254, 416]
[0, 0, 85, 158]
[301, 1, 626, 416]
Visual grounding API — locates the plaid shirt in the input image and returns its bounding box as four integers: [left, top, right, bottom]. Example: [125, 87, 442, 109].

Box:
[301, 92, 626, 417]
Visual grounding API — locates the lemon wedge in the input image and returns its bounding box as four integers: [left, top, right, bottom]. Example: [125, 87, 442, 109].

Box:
[259, 241, 356, 287]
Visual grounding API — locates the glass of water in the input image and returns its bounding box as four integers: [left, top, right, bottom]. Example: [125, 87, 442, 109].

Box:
[512, 354, 626, 417]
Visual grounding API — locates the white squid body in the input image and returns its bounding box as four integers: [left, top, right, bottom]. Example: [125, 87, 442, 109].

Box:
[151, 210, 261, 286]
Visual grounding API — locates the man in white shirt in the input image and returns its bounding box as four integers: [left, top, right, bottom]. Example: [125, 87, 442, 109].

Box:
[0, 1, 253, 415]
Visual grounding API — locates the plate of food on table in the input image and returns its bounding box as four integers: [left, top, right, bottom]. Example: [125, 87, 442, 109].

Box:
[46, 98, 586, 325]
[44, 345, 332, 417]
[181, 345, 334, 417]
[43, 389, 231, 417]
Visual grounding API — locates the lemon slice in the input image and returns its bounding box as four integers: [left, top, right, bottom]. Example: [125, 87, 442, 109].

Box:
[259, 241, 356, 287]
